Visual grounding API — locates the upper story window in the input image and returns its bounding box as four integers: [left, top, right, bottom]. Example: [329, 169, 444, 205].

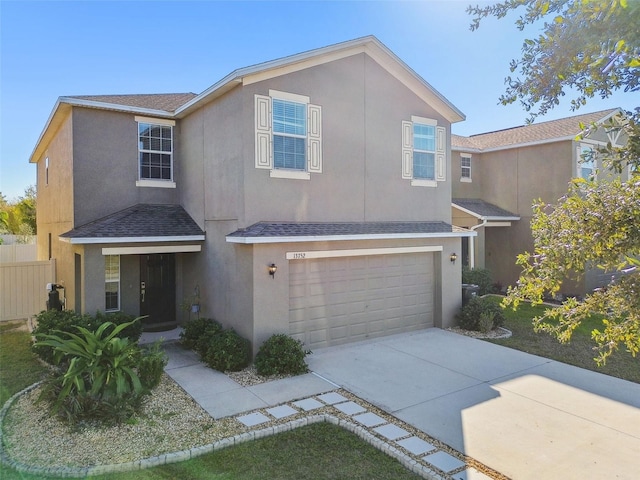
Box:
[255, 90, 322, 180]
[401, 116, 446, 187]
[413, 124, 436, 180]
[135, 116, 176, 188]
[461, 154, 472, 182]
[273, 99, 307, 170]
[45, 156, 49, 185]
[577, 142, 596, 180]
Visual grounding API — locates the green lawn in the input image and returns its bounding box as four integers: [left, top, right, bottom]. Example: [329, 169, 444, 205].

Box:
[485, 296, 640, 384]
[0, 322, 421, 480]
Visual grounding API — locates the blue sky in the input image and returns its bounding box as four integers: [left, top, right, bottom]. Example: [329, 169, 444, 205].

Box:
[0, 0, 631, 200]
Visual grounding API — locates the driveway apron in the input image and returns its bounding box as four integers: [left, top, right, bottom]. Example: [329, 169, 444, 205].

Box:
[307, 328, 640, 480]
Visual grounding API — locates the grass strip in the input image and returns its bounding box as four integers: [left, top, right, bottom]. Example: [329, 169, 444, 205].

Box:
[486, 297, 640, 384]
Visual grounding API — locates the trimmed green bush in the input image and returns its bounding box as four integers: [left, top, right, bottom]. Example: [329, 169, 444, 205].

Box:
[138, 340, 168, 391]
[255, 334, 310, 376]
[179, 317, 222, 352]
[35, 320, 152, 425]
[201, 328, 250, 372]
[32, 310, 93, 364]
[457, 296, 505, 332]
[462, 267, 497, 296]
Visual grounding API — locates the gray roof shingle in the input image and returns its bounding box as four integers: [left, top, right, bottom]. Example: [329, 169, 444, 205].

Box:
[452, 199, 520, 220]
[452, 108, 620, 151]
[68, 93, 198, 112]
[228, 221, 459, 239]
[60, 204, 204, 240]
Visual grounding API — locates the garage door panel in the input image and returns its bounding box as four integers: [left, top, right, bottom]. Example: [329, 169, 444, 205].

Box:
[289, 253, 434, 349]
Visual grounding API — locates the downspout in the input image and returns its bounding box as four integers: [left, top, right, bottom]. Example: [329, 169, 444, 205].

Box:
[469, 219, 488, 269]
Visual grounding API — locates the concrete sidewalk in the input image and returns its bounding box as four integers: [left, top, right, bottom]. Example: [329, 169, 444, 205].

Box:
[307, 329, 640, 480]
[162, 342, 336, 419]
[148, 328, 640, 479]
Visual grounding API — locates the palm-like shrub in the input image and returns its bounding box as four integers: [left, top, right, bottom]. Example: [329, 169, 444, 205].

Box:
[35, 320, 164, 425]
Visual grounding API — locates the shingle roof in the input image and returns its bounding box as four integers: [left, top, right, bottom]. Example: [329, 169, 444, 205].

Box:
[227, 221, 470, 243]
[60, 204, 204, 241]
[452, 108, 620, 151]
[68, 93, 197, 113]
[452, 199, 520, 220]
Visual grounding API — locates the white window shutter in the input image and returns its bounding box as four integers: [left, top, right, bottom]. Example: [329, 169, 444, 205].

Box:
[255, 94, 272, 169]
[401, 121, 413, 179]
[307, 103, 322, 173]
[435, 125, 446, 181]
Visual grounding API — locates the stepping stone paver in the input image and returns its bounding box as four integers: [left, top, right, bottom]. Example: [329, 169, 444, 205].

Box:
[422, 451, 466, 473]
[236, 412, 270, 427]
[266, 405, 298, 419]
[292, 398, 324, 411]
[396, 436, 437, 455]
[352, 412, 387, 427]
[317, 392, 348, 405]
[373, 423, 410, 440]
[333, 401, 366, 415]
[452, 468, 494, 480]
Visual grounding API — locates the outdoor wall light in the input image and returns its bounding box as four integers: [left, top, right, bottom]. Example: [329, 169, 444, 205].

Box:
[450, 253, 458, 264]
[268, 263, 278, 278]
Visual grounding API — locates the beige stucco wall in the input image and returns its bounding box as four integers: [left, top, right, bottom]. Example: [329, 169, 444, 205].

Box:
[176, 52, 461, 353]
[452, 140, 590, 293]
[35, 111, 77, 307]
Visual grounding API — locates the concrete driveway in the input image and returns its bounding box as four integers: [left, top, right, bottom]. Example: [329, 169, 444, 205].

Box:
[307, 329, 640, 480]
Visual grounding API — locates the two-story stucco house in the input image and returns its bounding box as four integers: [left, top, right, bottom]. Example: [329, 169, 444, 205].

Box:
[450, 108, 628, 295]
[30, 36, 473, 352]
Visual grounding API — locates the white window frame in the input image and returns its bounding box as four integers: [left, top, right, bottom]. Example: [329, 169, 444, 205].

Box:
[460, 154, 472, 182]
[577, 142, 596, 180]
[402, 116, 446, 187]
[254, 91, 322, 180]
[105, 254, 120, 312]
[135, 116, 176, 188]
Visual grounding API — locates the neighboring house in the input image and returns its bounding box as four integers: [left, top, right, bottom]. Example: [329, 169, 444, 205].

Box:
[451, 108, 628, 295]
[30, 36, 473, 352]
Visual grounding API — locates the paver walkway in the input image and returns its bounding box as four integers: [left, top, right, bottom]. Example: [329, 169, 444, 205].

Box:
[162, 341, 499, 480]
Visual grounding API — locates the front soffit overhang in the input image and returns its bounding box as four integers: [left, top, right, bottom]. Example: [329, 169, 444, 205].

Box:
[226, 221, 475, 245]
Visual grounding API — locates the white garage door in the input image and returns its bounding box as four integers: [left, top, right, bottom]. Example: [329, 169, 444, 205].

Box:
[289, 253, 434, 349]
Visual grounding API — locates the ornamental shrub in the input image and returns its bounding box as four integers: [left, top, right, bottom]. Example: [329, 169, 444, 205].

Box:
[32, 310, 142, 364]
[35, 320, 151, 425]
[137, 340, 168, 391]
[32, 310, 93, 364]
[201, 328, 250, 372]
[94, 311, 143, 342]
[255, 334, 311, 376]
[462, 267, 498, 296]
[179, 317, 222, 352]
[457, 296, 505, 332]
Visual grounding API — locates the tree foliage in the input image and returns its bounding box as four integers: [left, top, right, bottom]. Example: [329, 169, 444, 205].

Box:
[470, 0, 640, 363]
[0, 185, 37, 237]
[468, 0, 640, 121]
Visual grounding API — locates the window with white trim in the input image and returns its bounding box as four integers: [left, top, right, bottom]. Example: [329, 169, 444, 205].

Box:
[401, 116, 446, 186]
[577, 143, 596, 180]
[136, 116, 175, 185]
[105, 255, 120, 312]
[461, 154, 471, 181]
[255, 91, 322, 179]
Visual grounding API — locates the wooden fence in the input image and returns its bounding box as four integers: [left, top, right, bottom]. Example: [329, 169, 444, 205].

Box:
[0, 259, 55, 321]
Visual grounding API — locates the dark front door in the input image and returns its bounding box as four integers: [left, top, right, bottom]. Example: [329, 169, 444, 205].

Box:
[140, 254, 176, 331]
